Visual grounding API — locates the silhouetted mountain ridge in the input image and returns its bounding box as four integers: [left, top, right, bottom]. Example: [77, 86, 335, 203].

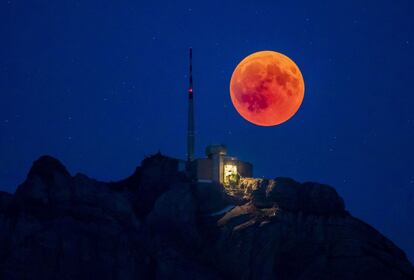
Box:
[0, 154, 413, 280]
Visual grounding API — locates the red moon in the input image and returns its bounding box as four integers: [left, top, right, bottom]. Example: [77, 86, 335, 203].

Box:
[230, 51, 305, 126]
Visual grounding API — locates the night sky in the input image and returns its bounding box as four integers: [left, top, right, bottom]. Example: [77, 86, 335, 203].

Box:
[1, 0, 413, 261]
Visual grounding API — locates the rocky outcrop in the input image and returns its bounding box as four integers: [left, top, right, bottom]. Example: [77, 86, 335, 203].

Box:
[0, 155, 412, 280]
[238, 177, 345, 215]
[113, 152, 187, 218]
[0, 156, 149, 279]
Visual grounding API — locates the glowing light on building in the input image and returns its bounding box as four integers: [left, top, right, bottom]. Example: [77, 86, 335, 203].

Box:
[224, 164, 238, 185]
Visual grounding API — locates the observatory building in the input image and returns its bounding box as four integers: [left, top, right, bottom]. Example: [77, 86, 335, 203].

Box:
[185, 48, 252, 185]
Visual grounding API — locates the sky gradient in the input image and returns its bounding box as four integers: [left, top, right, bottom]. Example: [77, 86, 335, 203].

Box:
[1, 0, 413, 261]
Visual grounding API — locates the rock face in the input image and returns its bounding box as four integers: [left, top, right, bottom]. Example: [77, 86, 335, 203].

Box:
[236, 177, 345, 215]
[210, 179, 412, 279]
[0, 155, 413, 280]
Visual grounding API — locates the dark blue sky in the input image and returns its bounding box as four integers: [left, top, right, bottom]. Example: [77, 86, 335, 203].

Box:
[1, 0, 413, 261]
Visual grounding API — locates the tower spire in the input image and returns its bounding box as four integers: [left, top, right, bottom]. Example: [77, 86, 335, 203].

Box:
[187, 48, 195, 163]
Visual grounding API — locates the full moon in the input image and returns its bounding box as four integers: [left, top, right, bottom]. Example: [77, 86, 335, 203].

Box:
[230, 51, 305, 126]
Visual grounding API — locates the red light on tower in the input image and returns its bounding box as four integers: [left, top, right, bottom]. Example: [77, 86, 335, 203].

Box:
[187, 48, 195, 162]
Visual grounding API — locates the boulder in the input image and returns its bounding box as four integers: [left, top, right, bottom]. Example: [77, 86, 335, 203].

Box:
[250, 177, 345, 215]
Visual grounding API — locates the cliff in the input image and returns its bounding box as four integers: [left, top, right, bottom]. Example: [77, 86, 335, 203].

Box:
[0, 154, 412, 280]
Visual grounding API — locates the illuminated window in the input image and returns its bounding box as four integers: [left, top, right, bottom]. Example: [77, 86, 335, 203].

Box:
[224, 164, 239, 185]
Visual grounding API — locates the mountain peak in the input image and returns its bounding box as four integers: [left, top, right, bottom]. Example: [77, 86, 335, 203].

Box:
[27, 155, 70, 181]
[0, 154, 412, 279]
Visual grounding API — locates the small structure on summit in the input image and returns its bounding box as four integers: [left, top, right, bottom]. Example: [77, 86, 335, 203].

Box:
[184, 48, 252, 185]
[194, 144, 252, 185]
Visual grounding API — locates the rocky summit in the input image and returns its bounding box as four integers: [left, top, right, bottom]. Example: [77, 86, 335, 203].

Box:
[0, 154, 413, 280]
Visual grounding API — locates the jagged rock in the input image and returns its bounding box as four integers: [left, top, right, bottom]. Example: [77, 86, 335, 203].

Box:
[115, 152, 187, 218]
[0, 157, 148, 279]
[211, 203, 412, 280]
[244, 177, 345, 215]
[0, 155, 412, 280]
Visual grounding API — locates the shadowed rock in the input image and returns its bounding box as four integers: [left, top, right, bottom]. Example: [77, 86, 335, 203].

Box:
[248, 177, 345, 215]
[0, 155, 412, 280]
